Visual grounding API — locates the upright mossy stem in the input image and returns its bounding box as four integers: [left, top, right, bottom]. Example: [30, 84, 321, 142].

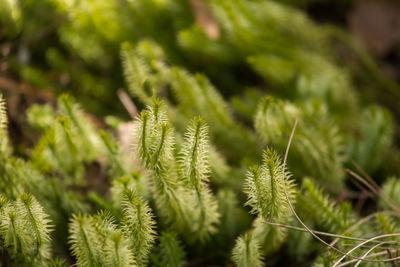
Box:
[132, 101, 219, 242]
[69, 211, 137, 267]
[121, 189, 156, 266]
[59, 94, 83, 136]
[152, 122, 169, 168]
[245, 165, 262, 215]
[100, 131, 127, 177]
[301, 178, 352, 232]
[231, 232, 263, 267]
[0, 193, 52, 264]
[182, 117, 209, 190]
[156, 231, 186, 267]
[244, 147, 295, 222]
[79, 217, 97, 266]
[21, 194, 42, 250]
[179, 116, 220, 240]
[139, 111, 150, 164]
[9, 211, 21, 254]
[188, 119, 202, 192]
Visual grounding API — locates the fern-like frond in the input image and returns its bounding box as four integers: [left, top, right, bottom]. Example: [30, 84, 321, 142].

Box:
[379, 176, 400, 210]
[26, 103, 56, 131]
[178, 117, 219, 240]
[51, 257, 69, 267]
[132, 100, 191, 231]
[179, 117, 210, 190]
[30, 95, 105, 183]
[232, 233, 264, 267]
[375, 213, 399, 240]
[69, 211, 137, 267]
[132, 99, 171, 168]
[254, 96, 345, 190]
[92, 210, 118, 239]
[252, 215, 288, 254]
[0, 194, 9, 210]
[16, 193, 52, 262]
[110, 172, 149, 210]
[92, 210, 136, 267]
[104, 231, 136, 267]
[244, 148, 296, 222]
[167, 67, 259, 163]
[58, 94, 103, 161]
[216, 188, 251, 240]
[53, 116, 84, 181]
[254, 96, 298, 144]
[300, 178, 354, 233]
[348, 105, 393, 173]
[31, 115, 85, 183]
[121, 42, 154, 104]
[0, 194, 52, 265]
[0, 200, 26, 256]
[241, 148, 297, 254]
[100, 130, 129, 178]
[133, 100, 223, 241]
[69, 214, 102, 267]
[121, 189, 156, 266]
[5, 158, 49, 199]
[152, 231, 186, 267]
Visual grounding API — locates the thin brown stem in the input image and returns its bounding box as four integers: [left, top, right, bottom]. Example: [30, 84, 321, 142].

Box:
[330, 211, 400, 247]
[332, 233, 400, 266]
[281, 117, 400, 263]
[117, 89, 137, 119]
[346, 169, 400, 215]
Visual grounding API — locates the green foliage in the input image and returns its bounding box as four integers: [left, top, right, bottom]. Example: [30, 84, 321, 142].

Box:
[69, 214, 104, 267]
[299, 178, 355, 233]
[69, 212, 136, 267]
[121, 41, 260, 164]
[349, 105, 393, 173]
[0, 0, 22, 37]
[132, 100, 219, 242]
[0, 193, 52, 266]
[380, 176, 400, 209]
[132, 101, 189, 232]
[216, 188, 251, 242]
[121, 190, 156, 266]
[1, 86, 399, 266]
[244, 148, 296, 222]
[110, 172, 149, 210]
[69, 190, 156, 267]
[232, 233, 263, 267]
[31, 94, 104, 183]
[252, 215, 288, 254]
[375, 213, 399, 238]
[120, 42, 155, 105]
[239, 149, 297, 255]
[255, 96, 345, 190]
[178, 117, 220, 240]
[151, 231, 186, 267]
[27, 104, 56, 131]
[100, 130, 130, 178]
[2, 0, 400, 265]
